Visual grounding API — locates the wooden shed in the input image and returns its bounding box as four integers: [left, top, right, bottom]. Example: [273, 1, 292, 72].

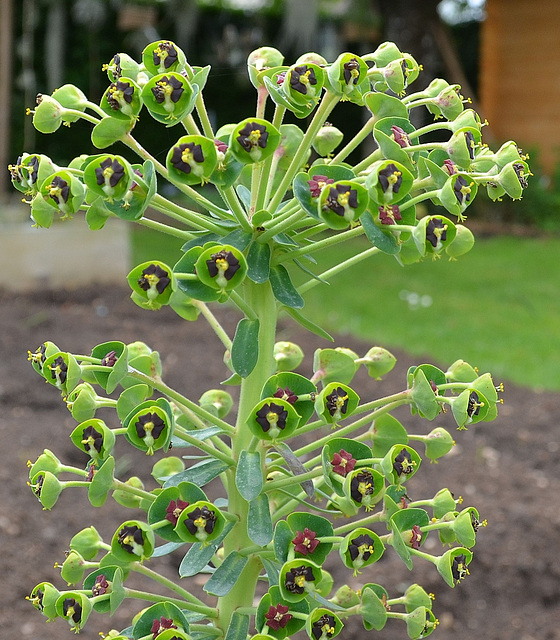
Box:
[479, 0, 560, 174]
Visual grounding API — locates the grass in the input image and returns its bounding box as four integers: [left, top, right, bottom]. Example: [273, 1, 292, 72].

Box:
[130, 227, 560, 391]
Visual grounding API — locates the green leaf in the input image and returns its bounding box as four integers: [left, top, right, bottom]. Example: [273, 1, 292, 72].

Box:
[109, 568, 126, 615]
[284, 307, 333, 341]
[235, 450, 263, 501]
[361, 585, 388, 631]
[203, 550, 248, 596]
[248, 493, 273, 546]
[247, 241, 271, 283]
[273, 520, 293, 564]
[261, 557, 281, 586]
[360, 211, 400, 254]
[88, 456, 115, 507]
[224, 611, 250, 640]
[179, 521, 235, 577]
[170, 426, 225, 447]
[116, 384, 151, 422]
[274, 441, 314, 497]
[152, 541, 185, 558]
[236, 184, 251, 210]
[231, 318, 260, 378]
[410, 369, 440, 419]
[91, 116, 132, 149]
[270, 265, 304, 309]
[164, 459, 231, 488]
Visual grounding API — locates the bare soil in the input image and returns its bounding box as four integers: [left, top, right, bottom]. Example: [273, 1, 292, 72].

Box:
[1, 286, 559, 640]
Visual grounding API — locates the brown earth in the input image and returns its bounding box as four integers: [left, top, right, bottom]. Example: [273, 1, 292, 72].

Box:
[1, 286, 559, 640]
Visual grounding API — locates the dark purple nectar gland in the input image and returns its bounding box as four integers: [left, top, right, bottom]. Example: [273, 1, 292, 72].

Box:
[165, 498, 190, 526]
[170, 142, 205, 175]
[292, 528, 320, 555]
[443, 158, 458, 175]
[265, 604, 293, 631]
[312, 614, 337, 640]
[330, 449, 356, 477]
[151, 616, 178, 636]
[284, 565, 316, 595]
[107, 80, 135, 114]
[151, 75, 184, 118]
[378, 163, 403, 196]
[425, 217, 448, 249]
[183, 505, 217, 541]
[378, 204, 402, 225]
[451, 553, 470, 582]
[153, 41, 178, 70]
[290, 65, 318, 95]
[393, 448, 416, 476]
[117, 524, 145, 557]
[467, 391, 483, 419]
[513, 162, 529, 188]
[135, 412, 166, 454]
[47, 175, 70, 205]
[391, 125, 411, 148]
[350, 470, 376, 510]
[95, 158, 126, 192]
[343, 58, 361, 85]
[324, 184, 358, 217]
[28, 587, 44, 612]
[255, 402, 288, 439]
[307, 174, 334, 198]
[237, 121, 269, 154]
[273, 387, 298, 404]
[92, 574, 110, 597]
[348, 533, 375, 572]
[325, 386, 349, 422]
[409, 524, 423, 550]
[81, 425, 104, 457]
[49, 355, 68, 387]
[453, 175, 473, 206]
[62, 598, 82, 627]
[464, 130, 477, 161]
[206, 250, 240, 290]
[100, 350, 118, 367]
[137, 263, 171, 299]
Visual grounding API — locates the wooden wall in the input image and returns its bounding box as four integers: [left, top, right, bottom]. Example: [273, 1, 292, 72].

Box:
[480, 0, 560, 173]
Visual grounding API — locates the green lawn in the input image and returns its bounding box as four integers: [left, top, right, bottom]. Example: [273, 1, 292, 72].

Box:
[301, 235, 560, 391]
[131, 227, 560, 391]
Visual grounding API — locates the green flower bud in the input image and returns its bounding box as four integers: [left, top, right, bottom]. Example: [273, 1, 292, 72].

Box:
[312, 123, 344, 157]
[357, 346, 397, 379]
[199, 389, 234, 419]
[151, 456, 185, 485]
[31, 94, 65, 133]
[313, 348, 359, 385]
[59, 550, 88, 586]
[51, 84, 88, 120]
[28, 449, 63, 479]
[423, 427, 455, 461]
[445, 359, 478, 383]
[273, 341, 304, 372]
[295, 51, 328, 67]
[432, 488, 458, 518]
[112, 476, 145, 508]
[69, 526, 105, 560]
[29, 470, 63, 510]
[247, 46, 285, 87]
[445, 224, 475, 259]
[330, 585, 361, 608]
[65, 383, 99, 421]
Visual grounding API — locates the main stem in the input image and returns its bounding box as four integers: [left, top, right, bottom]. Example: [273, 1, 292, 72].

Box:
[216, 280, 277, 635]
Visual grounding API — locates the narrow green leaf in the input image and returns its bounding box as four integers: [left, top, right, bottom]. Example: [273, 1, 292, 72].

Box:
[270, 265, 304, 309]
[248, 493, 273, 545]
[203, 551, 248, 596]
[152, 541, 185, 558]
[261, 558, 281, 587]
[235, 450, 263, 501]
[179, 521, 234, 577]
[224, 612, 250, 640]
[274, 442, 314, 497]
[236, 184, 251, 210]
[191, 65, 211, 92]
[360, 211, 400, 255]
[231, 318, 260, 378]
[284, 307, 334, 341]
[273, 520, 293, 564]
[163, 459, 231, 488]
[247, 241, 271, 283]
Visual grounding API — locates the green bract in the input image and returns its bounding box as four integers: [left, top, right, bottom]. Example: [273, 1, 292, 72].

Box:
[229, 117, 281, 163]
[40, 170, 85, 217]
[111, 520, 155, 563]
[142, 72, 196, 123]
[101, 77, 143, 120]
[70, 418, 116, 462]
[166, 135, 218, 185]
[127, 260, 176, 310]
[194, 244, 248, 292]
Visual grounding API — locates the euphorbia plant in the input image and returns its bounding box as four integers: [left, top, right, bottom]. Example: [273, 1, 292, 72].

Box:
[12, 39, 528, 639]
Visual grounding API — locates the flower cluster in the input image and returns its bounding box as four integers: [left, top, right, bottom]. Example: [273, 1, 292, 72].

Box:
[14, 37, 525, 640]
